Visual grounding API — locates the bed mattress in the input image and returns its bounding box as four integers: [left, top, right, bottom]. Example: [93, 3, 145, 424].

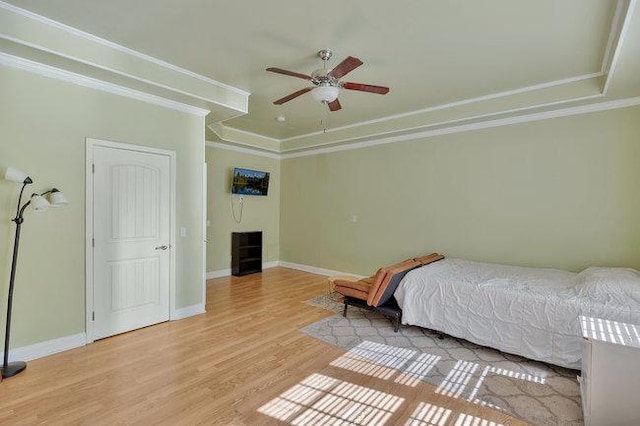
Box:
[394, 258, 640, 369]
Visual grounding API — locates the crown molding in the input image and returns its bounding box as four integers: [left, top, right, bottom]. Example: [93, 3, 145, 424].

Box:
[280, 97, 640, 159]
[215, 73, 607, 154]
[210, 96, 640, 160]
[208, 123, 281, 153]
[602, 0, 637, 94]
[281, 93, 605, 154]
[601, 0, 627, 74]
[205, 141, 281, 159]
[220, 126, 281, 144]
[0, 1, 249, 120]
[0, 33, 247, 114]
[0, 0, 249, 97]
[279, 73, 604, 144]
[0, 51, 211, 116]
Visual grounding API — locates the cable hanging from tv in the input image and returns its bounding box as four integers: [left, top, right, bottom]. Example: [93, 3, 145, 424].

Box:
[229, 167, 269, 223]
[230, 195, 243, 223]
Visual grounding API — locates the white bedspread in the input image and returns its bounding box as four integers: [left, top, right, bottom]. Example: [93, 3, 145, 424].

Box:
[394, 258, 640, 369]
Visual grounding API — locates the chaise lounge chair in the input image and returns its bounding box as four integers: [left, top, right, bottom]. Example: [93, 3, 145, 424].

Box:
[332, 253, 444, 331]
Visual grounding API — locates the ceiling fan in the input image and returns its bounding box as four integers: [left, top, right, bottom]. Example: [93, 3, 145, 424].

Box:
[266, 49, 389, 112]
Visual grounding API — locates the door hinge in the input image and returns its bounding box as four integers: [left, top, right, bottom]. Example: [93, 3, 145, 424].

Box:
[92, 312, 95, 321]
[92, 163, 95, 174]
[92, 238, 95, 248]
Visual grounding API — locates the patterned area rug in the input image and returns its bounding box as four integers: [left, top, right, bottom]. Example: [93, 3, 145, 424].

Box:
[302, 294, 583, 426]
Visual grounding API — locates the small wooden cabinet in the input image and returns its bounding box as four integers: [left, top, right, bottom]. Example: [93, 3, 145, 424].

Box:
[579, 316, 640, 426]
[231, 231, 262, 276]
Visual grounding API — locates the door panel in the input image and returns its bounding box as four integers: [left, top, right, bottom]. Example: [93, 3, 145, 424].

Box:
[93, 146, 171, 340]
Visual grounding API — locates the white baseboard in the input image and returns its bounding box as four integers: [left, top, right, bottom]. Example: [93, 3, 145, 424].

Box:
[171, 303, 206, 320]
[263, 261, 280, 270]
[0, 306, 206, 364]
[1, 332, 86, 363]
[278, 261, 365, 279]
[0, 261, 357, 364]
[207, 269, 231, 279]
[206, 261, 281, 279]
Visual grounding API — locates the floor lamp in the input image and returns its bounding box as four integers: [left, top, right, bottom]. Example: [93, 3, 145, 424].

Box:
[2, 167, 68, 378]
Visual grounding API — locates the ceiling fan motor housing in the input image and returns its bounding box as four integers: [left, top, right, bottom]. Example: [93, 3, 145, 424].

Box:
[311, 69, 338, 87]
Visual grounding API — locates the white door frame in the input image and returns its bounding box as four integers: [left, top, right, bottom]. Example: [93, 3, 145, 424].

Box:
[85, 137, 177, 343]
[202, 161, 207, 307]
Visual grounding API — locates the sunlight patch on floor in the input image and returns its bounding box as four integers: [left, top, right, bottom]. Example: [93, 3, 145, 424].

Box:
[395, 353, 442, 387]
[330, 341, 416, 380]
[258, 340, 547, 424]
[404, 402, 452, 426]
[258, 373, 404, 425]
[454, 413, 503, 426]
[436, 360, 479, 398]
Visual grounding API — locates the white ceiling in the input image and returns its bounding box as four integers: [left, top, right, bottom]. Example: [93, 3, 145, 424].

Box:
[3, 0, 636, 142]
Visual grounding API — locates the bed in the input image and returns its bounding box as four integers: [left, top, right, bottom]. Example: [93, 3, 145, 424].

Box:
[394, 258, 640, 369]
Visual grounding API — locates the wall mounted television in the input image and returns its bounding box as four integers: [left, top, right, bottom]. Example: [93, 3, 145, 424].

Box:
[231, 167, 270, 196]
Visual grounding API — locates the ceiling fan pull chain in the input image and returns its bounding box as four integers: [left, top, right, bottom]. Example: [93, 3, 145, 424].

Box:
[321, 104, 329, 133]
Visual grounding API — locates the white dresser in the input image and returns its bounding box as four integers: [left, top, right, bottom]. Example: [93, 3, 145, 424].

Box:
[579, 316, 640, 426]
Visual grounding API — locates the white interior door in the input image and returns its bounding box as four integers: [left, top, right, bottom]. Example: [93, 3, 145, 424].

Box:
[91, 144, 172, 340]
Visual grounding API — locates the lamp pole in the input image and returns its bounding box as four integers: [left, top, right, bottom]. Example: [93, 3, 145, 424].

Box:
[1, 180, 32, 378]
[2, 168, 67, 379]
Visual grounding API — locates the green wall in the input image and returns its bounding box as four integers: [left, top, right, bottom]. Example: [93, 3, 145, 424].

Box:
[205, 146, 280, 273]
[5, 60, 638, 351]
[0, 66, 205, 348]
[281, 106, 640, 275]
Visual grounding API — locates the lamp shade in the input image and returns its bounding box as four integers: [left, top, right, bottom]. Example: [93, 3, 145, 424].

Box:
[48, 188, 68, 207]
[311, 85, 340, 103]
[4, 167, 31, 184]
[29, 194, 51, 211]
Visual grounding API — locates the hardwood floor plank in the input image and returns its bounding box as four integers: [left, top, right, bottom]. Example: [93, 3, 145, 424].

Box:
[0, 267, 530, 425]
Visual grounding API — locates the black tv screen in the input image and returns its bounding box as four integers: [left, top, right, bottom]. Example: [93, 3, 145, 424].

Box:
[231, 167, 270, 196]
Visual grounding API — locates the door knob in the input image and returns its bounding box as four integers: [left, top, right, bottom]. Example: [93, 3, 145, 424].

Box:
[155, 245, 169, 250]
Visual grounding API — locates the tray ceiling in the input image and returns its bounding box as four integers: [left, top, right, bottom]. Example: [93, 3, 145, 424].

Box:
[3, 0, 638, 151]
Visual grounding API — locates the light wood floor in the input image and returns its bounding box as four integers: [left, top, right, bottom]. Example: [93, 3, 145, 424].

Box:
[0, 267, 530, 425]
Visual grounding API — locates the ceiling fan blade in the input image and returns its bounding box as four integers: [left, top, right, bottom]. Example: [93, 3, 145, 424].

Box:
[328, 56, 363, 79]
[273, 87, 313, 105]
[266, 67, 312, 81]
[342, 82, 390, 95]
[327, 99, 342, 112]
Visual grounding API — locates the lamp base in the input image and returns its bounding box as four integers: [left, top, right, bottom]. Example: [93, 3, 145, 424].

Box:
[1, 361, 26, 378]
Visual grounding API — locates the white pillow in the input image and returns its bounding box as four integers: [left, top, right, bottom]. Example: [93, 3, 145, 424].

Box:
[575, 267, 640, 305]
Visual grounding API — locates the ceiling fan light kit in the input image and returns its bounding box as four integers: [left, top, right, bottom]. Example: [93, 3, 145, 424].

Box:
[266, 48, 390, 113]
[311, 85, 340, 103]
